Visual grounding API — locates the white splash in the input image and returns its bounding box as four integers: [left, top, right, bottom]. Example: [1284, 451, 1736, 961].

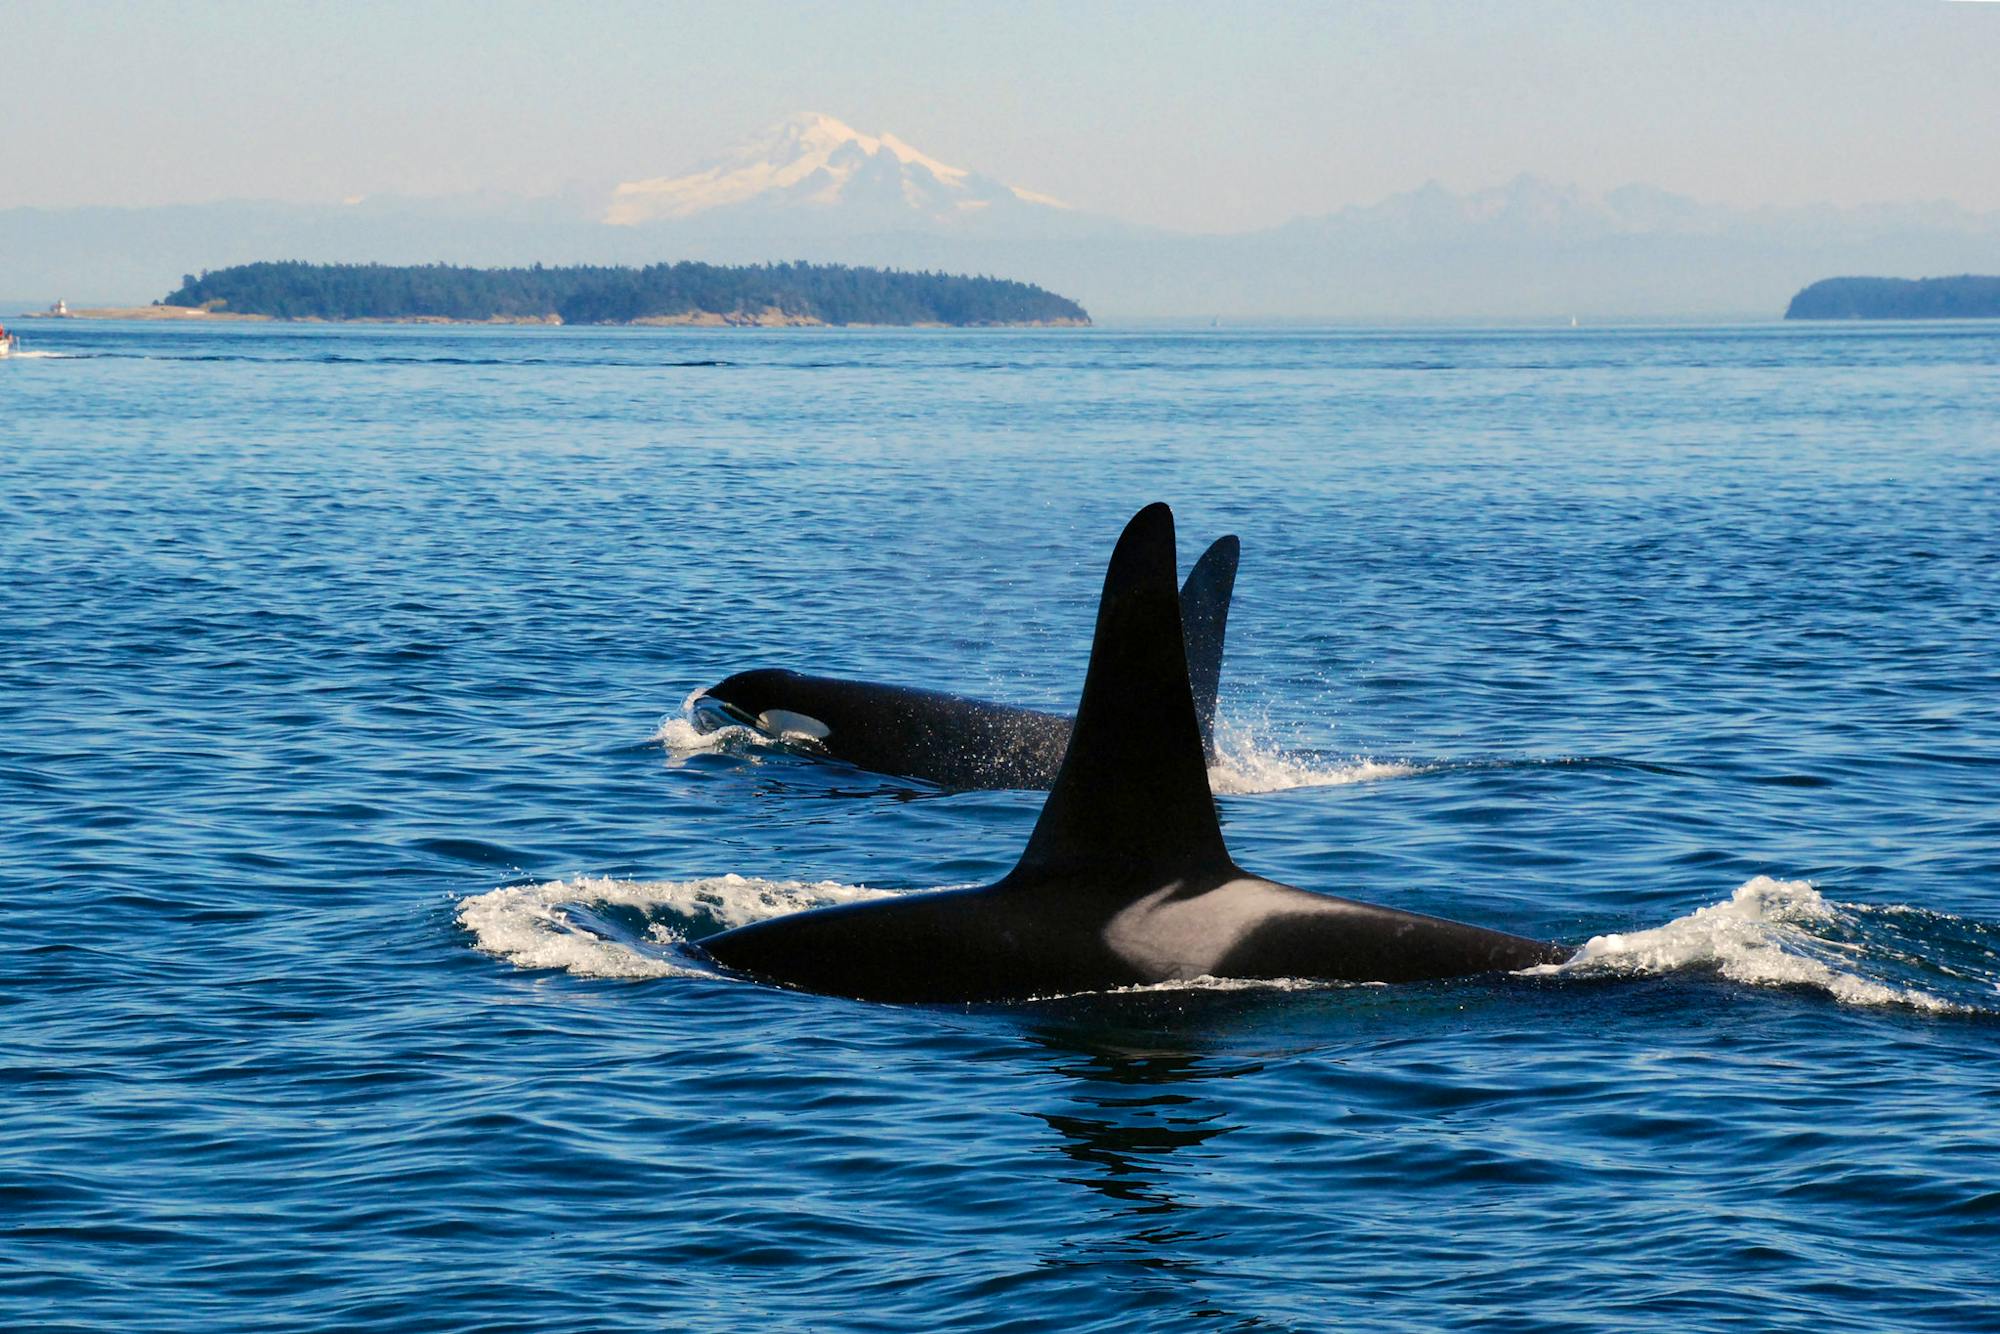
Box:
[1207, 723, 1418, 795]
[652, 714, 747, 753]
[457, 873, 895, 979]
[1092, 974, 1347, 998]
[1526, 876, 1963, 1013]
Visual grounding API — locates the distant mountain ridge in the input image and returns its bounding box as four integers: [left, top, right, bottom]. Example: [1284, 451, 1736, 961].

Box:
[8, 112, 2000, 319]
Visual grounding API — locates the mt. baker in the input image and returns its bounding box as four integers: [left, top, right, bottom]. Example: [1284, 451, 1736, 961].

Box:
[605, 113, 1072, 229]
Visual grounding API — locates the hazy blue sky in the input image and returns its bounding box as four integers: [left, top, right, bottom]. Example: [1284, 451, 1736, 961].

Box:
[6, 0, 1997, 231]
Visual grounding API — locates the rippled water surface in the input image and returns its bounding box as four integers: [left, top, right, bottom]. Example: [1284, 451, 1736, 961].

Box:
[5, 319, 1998, 1331]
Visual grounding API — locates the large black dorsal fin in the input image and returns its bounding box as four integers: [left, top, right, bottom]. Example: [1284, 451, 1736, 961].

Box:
[1179, 535, 1239, 763]
[1008, 504, 1235, 885]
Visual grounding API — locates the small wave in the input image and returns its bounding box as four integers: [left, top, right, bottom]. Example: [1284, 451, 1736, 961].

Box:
[1525, 876, 1976, 1014]
[457, 873, 895, 979]
[4, 349, 69, 359]
[653, 714, 753, 754]
[1207, 724, 1418, 794]
[651, 713, 830, 768]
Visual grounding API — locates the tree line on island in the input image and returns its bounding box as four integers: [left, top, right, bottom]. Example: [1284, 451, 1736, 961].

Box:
[161, 261, 1089, 326]
[1785, 275, 2000, 320]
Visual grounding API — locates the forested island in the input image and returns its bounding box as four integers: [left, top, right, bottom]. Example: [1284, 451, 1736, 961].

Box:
[158, 261, 1090, 327]
[1785, 275, 2000, 320]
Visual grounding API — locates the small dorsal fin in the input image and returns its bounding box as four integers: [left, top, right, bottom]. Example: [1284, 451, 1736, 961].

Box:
[1179, 535, 1239, 762]
[1008, 504, 1235, 885]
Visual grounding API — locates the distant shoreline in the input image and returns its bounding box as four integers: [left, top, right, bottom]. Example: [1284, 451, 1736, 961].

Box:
[1785, 275, 2000, 320]
[27, 305, 272, 322]
[145, 260, 1091, 327]
[26, 304, 1088, 329]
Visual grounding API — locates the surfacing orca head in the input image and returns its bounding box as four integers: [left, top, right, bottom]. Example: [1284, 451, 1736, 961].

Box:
[688, 669, 833, 742]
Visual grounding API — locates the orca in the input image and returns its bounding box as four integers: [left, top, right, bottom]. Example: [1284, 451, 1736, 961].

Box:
[685, 534, 1239, 790]
[697, 505, 1570, 1004]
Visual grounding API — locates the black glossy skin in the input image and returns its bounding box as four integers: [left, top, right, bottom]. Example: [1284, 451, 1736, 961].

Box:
[700, 504, 1571, 1004]
[688, 536, 1238, 791]
[694, 671, 1072, 789]
[697, 867, 1568, 1005]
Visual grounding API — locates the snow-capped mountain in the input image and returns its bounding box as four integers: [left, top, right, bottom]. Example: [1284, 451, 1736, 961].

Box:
[605, 112, 1071, 228]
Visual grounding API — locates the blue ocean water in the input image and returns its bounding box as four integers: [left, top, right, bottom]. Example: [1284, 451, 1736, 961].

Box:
[3, 318, 1998, 1332]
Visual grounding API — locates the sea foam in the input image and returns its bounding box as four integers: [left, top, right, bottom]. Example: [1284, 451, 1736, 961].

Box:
[1206, 721, 1419, 794]
[457, 873, 896, 979]
[1525, 876, 1967, 1013]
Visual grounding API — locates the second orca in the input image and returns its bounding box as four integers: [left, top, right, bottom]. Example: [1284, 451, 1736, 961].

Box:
[685, 534, 1239, 790]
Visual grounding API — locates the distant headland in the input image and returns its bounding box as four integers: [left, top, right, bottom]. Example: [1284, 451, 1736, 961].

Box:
[119, 261, 1089, 328]
[1785, 275, 2000, 320]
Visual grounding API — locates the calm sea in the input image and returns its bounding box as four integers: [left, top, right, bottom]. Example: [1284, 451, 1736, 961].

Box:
[4, 319, 1997, 1332]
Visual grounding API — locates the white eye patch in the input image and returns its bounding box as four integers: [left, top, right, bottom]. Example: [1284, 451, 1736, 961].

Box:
[757, 709, 832, 741]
